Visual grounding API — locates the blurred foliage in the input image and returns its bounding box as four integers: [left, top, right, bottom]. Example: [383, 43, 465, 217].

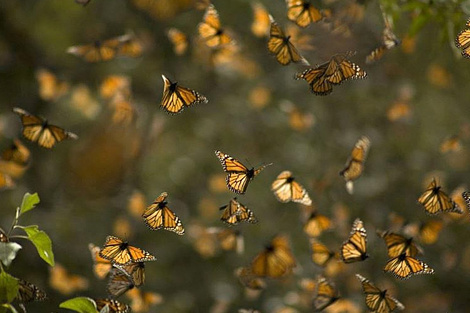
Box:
[1, 0, 470, 312]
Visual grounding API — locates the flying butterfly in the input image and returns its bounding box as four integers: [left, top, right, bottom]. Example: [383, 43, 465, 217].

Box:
[377, 230, 422, 258]
[160, 75, 208, 114]
[463, 191, 470, 211]
[303, 211, 332, 237]
[295, 52, 367, 96]
[340, 218, 368, 263]
[455, 18, 470, 58]
[356, 274, 404, 313]
[313, 276, 340, 312]
[339, 136, 370, 194]
[125, 288, 162, 313]
[235, 267, 266, 291]
[167, 28, 188, 55]
[17, 279, 47, 302]
[12, 107, 78, 149]
[418, 178, 462, 215]
[286, 0, 322, 28]
[214, 228, 245, 254]
[107, 268, 135, 298]
[1, 139, 30, 166]
[311, 240, 336, 267]
[114, 262, 145, 287]
[250, 234, 296, 278]
[49, 263, 89, 295]
[219, 197, 258, 225]
[251, 2, 270, 38]
[418, 219, 443, 245]
[366, 12, 400, 64]
[198, 4, 234, 48]
[94, 298, 130, 313]
[67, 36, 122, 63]
[271, 170, 312, 205]
[268, 15, 310, 66]
[142, 192, 185, 235]
[99, 236, 156, 265]
[215, 150, 272, 194]
[36, 68, 70, 102]
[89, 243, 113, 279]
[384, 252, 434, 280]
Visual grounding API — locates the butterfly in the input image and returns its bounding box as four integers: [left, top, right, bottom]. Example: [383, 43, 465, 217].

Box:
[1, 139, 30, 166]
[235, 267, 266, 290]
[17, 279, 47, 302]
[295, 52, 367, 96]
[114, 262, 145, 287]
[455, 18, 470, 58]
[268, 15, 309, 66]
[12, 107, 78, 149]
[377, 230, 422, 258]
[339, 136, 370, 194]
[116, 33, 144, 58]
[125, 288, 163, 312]
[36, 68, 70, 102]
[311, 240, 336, 267]
[67, 37, 123, 62]
[418, 219, 443, 245]
[160, 75, 208, 114]
[418, 178, 462, 215]
[303, 211, 331, 237]
[384, 252, 434, 280]
[440, 135, 462, 153]
[215, 150, 272, 194]
[463, 191, 470, 211]
[167, 28, 188, 55]
[340, 218, 368, 263]
[356, 274, 405, 313]
[99, 236, 156, 265]
[286, 0, 322, 28]
[366, 19, 400, 64]
[219, 197, 257, 225]
[142, 192, 185, 235]
[89, 243, 113, 279]
[215, 228, 244, 254]
[106, 268, 135, 298]
[94, 298, 130, 313]
[271, 170, 312, 205]
[49, 263, 89, 295]
[198, 4, 234, 48]
[100, 75, 131, 100]
[251, 2, 270, 38]
[313, 276, 340, 311]
[250, 234, 296, 278]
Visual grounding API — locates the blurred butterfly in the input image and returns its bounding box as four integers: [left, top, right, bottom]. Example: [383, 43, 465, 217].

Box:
[1, 139, 30, 166]
[311, 240, 336, 267]
[100, 75, 131, 100]
[251, 2, 270, 37]
[418, 219, 443, 245]
[125, 288, 163, 313]
[17, 279, 47, 302]
[89, 243, 113, 279]
[198, 4, 234, 48]
[235, 267, 266, 290]
[142, 192, 185, 235]
[0, 172, 15, 191]
[440, 135, 462, 153]
[286, 0, 322, 28]
[36, 68, 70, 102]
[219, 197, 257, 225]
[340, 218, 368, 263]
[384, 252, 434, 280]
[295, 52, 366, 96]
[107, 268, 135, 298]
[418, 178, 462, 215]
[463, 191, 470, 211]
[160, 75, 208, 114]
[356, 274, 404, 313]
[339, 136, 370, 194]
[110, 95, 137, 126]
[94, 298, 130, 313]
[313, 276, 339, 311]
[268, 15, 310, 66]
[387, 98, 412, 122]
[455, 18, 470, 58]
[215, 150, 272, 194]
[271, 170, 312, 205]
[377, 230, 422, 258]
[214, 228, 244, 254]
[250, 234, 296, 278]
[99, 235, 156, 265]
[116, 33, 144, 58]
[167, 28, 188, 55]
[114, 262, 145, 287]
[49, 263, 89, 295]
[303, 211, 332, 237]
[365, 26, 400, 64]
[13, 107, 78, 149]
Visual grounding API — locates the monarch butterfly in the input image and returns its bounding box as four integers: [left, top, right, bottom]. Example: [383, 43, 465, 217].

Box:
[198, 4, 234, 48]
[142, 192, 185, 235]
[12, 107, 78, 149]
[215, 228, 244, 253]
[455, 18, 470, 58]
[116, 33, 144, 58]
[107, 268, 135, 298]
[268, 15, 310, 66]
[271, 170, 312, 206]
[313, 276, 339, 311]
[311, 240, 336, 267]
[114, 262, 145, 287]
[167, 28, 188, 55]
[251, 2, 270, 38]
[215, 150, 272, 194]
[384, 252, 434, 280]
[339, 136, 370, 194]
[440, 135, 462, 153]
[295, 52, 366, 96]
[235, 267, 266, 290]
[463, 191, 470, 211]
[303, 211, 331, 237]
[1, 139, 30, 166]
[356, 274, 405, 313]
[160, 75, 208, 115]
[418, 219, 443, 245]
[99, 235, 156, 265]
[340, 218, 368, 263]
[17, 279, 47, 302]
[286, 0, 322, 28]
[125, 288, 162, 312]
[377, 230, 422, 258]
[36, 68, 70, 102]
[366, 25, 400, 64]
[94, 298, 130, 313]
[88, 243, 113, 279]
[49, 263, 89, 295]
[250, 234, 296, 278]
[219, 198, 258, 225]
[418, 178, 462, 215]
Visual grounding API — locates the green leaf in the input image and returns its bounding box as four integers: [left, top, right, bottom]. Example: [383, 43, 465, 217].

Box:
[0, 243, 22, 267]
[0, 271, 18, 303]
[59, 297, 98, 313]
[18, 193, 40, 217]
[21, 226, 54, 266]
[1, 304, 18, 313]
